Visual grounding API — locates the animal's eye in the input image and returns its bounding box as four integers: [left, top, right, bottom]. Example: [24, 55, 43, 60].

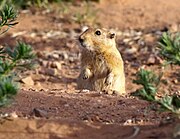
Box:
[95, 30, 101, 36]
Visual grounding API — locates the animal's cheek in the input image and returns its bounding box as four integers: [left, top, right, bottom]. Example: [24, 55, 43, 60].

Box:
[93, 40, 102, 48]
[105, 40, 112, 46]
[83, 37, 91, 45]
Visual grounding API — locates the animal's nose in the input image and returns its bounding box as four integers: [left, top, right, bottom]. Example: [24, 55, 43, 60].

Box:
[79, 36, 84, 43]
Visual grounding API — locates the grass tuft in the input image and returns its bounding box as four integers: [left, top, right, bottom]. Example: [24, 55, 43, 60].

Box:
[133, 69, 180, 117]
[158, 32, 180, 65]
[0, 5, 18, 34]
[133, 69, 162, 101]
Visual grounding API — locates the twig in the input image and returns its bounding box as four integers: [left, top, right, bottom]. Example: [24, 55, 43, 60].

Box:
[125, 126, 140, 139]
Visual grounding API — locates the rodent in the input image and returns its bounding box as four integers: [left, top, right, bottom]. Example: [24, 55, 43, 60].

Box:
[77, 27, 126, 95]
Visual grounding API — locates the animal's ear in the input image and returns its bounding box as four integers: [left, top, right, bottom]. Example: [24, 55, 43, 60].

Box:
[109, 32, 116, 39]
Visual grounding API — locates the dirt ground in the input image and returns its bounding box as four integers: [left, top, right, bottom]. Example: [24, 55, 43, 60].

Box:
[0, 0, 180, 139]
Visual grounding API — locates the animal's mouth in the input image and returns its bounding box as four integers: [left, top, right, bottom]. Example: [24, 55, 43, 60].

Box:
[79, 37, 83, 43]
[78, 37, 85, 47]
[79, 41, 84, 47]
[79, 40, 87, 48]
[79, 37, 90, 49]
[78, 38, 93, 51]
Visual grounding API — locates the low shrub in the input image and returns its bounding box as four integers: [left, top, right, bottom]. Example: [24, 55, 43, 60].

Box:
[0, 5, 36, 106]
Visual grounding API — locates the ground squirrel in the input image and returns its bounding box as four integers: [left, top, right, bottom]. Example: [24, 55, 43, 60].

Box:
[77, 27, 126, 94]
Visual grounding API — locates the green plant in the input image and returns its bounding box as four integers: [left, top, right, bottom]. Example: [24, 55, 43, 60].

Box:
[133, 69, 162, 101]
[0, 5, 18, 34]
[0, 5, 35, 106]
[0, 42, 35, 107]
[158, 32, 180, 65]
[160, 95, 180, 116]
[0, 76, 18, 106]
[1, 42, 35, 74]
[133, 69, 180, 117]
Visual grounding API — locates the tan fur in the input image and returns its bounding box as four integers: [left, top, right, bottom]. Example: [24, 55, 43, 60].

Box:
[77, 27, 126, 94]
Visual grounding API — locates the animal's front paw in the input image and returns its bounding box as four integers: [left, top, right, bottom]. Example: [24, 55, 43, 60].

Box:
[82, 73, 89, 80]
[101, 89, 117, 95]
[82, 68, 91, 80]
[105, 73, 114, 86]
[105, 78, 112, 85]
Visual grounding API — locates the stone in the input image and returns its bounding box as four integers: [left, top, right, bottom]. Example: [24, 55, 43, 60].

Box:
[138, 39, 145, 46]
[147, 55, 156, 65]
[170, 24, 180, 32]
[36, 51, 45, 58]
[10, 112, 18, 118]
[34, 82, 42, 90]
[173, 79, 178, 84]
[124, 119, 133, 125]
[133, 36, 141, 41]
[125, 47, 137, 54]
[135, 31, 142, 36]
[45, 68, 58, 76]
[12, 31, 26, 38]
[33, 108, 48, 118]
[144, 34, 155, 43]
[21, 76, 34, 86]
[30, 32, 37, 38]
[40, 60, 48, 67]
[155, 56, 164, 64]
[79, 89, 90, 93]
[51, 53, 59, 59]
[58, 51, 68, 60]
[50, 61, 62, 70]
[123, 38, 132, 43]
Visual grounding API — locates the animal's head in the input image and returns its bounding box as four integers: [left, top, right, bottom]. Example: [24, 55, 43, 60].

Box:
[79, 27, 116, 51]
